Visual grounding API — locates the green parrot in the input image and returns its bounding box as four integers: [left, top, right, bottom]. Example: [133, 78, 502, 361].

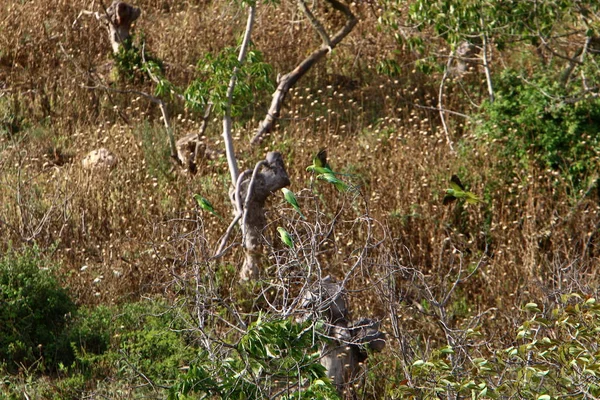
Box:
[317, 172, 348, 192]
[277, 226, 294, 248]
[443, 175, 481, 205]
[193, 194, 223, 219]
[306, 149, 335, 174]
[281, 188, 306, 219]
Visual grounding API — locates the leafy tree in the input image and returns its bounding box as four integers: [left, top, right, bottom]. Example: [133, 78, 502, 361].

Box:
[169, 317, 339, 399]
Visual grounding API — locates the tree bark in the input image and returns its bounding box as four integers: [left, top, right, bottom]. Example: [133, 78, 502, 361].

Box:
[300, 277, 386, 394]
[238, 152, 291, 281]
[223, 5, 256, 184]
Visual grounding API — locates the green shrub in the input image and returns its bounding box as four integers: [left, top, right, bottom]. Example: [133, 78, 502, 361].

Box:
[477, 69, 600, 189]
[112, 34, 164, 84]
[70, 300, 196, 387]
[71, 306, 111, 356]
[115, 301, 196, 382]
[391, 295, 600, 399]
[0, 247, 76, 372]
[169, 316, 339, 400]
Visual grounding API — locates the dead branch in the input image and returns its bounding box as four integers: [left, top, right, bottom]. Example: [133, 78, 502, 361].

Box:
[223, 5, 256, 184]
[251, 0, 357, 145]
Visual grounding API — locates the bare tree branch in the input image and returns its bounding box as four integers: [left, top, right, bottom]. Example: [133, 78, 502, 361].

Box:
[223, 5, 256, 184]
[251, 0, 357, 145]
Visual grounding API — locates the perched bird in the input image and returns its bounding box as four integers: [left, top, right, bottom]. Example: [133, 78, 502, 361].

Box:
[443, 175, 481, 205]
[193, 194, 223, 219]
[317, 172, 348, 192]
[281, 188, 306, 219]
[306, 148, 334, 174]
[277, 226, 294, 248]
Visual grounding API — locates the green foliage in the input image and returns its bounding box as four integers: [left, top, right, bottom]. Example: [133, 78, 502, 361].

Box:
[184, 46, 273, 116]
[71, 300, 196, 386]
[477, 69, 600, 187]
[112, 34, 164, 84]
[0, 247, 77, 372]
[114, 301, 195, 382]
[407, 0, 598, 46]
[0, 96, 26, 140]
[393, 295, 600, 399]
[68, 305, 112, 364]
[169, 317, 338, 400]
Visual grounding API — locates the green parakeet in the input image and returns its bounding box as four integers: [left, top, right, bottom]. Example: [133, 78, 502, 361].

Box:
[317, 172, 348, 192]
[193, 194, 223, 219]
[277, 226, 294, 248]
[281, 188, 306, 219]
[306, 149, 334, 174]
[443, 175, 481, 205]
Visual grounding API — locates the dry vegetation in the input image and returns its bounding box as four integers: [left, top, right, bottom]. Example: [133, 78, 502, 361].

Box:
[2, 0, 600, 398]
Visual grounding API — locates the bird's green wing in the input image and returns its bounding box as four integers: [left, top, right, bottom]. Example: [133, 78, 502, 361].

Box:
[449, 175, 465, 192]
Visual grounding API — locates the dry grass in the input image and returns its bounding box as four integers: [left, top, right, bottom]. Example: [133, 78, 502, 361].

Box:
[1, 0, 600, 396]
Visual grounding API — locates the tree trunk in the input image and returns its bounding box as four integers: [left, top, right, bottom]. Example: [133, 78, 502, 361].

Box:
[238, 152, 291, 281]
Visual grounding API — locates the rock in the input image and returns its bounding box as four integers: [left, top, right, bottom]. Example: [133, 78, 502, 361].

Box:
[81, 148, 118, 170]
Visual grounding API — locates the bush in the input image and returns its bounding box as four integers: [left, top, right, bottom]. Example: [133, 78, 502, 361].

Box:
[114, 301, 197, 383]
[69, 299, 196, 388]
[169, 317, 339, 400]
[390, 295, 600, 399]
[477, 69, 600, 189]
[0, 247, 76, 372]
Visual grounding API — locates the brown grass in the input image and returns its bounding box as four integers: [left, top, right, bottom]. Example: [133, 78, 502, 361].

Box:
[1, 0, 600, 396]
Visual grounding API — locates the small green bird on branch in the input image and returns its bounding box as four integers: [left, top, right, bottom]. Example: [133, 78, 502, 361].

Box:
[281, 188, 306, 219]
[277, 226, 294, 248]
[317, 172, 349, 192]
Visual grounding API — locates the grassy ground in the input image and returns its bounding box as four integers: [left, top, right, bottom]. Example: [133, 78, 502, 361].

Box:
[2, 1, 600, 398]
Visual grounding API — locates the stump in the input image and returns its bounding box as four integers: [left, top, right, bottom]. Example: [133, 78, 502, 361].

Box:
[237, 152, 290, 280]
[100, 1, 141, 53]
[300, 277, 386, 395]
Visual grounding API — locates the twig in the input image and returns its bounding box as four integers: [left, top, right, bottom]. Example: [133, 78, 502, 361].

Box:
[191, 103, 213, 172]
[411, 103, 471, 119]
[213, 214, 242, 258]
[480, 28, 494, 103]
[438, 48, 456, 153]
[298, 0, 331, 49]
